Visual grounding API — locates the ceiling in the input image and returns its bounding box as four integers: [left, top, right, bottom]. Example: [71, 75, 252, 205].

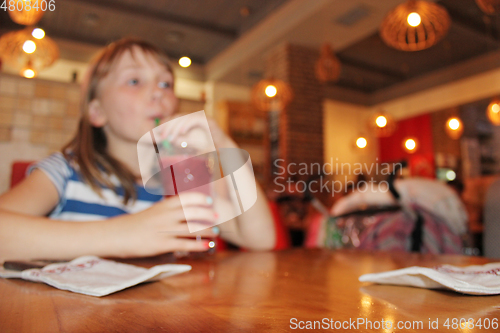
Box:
[1, 0, 500, 105]
[0, 0, 289, 63]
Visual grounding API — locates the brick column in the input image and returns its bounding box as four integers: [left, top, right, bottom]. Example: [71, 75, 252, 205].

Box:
[265, 44, 324, 180]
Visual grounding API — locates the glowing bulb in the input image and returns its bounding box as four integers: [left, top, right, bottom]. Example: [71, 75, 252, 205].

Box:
[265, 85, 277, 98]
[448, 118, 460, 131]
[356, 137, 367, 149]
[22, 40, 36, 54]
[179, 56, 191, 68]
[492, 103, 500, 114]
[208, 241, 215, 248]
[32, 28, 45, 40]
[405, 139, 416, 151]
[22, 68, 36, 79]
[407, 12, 421, 27]
[181, 141, 187, 148]
[446, 170, 456, 181]
[375, 116, 388, 128]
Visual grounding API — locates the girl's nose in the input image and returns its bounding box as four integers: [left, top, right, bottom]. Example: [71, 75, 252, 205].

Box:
[151, 83, 164, 101]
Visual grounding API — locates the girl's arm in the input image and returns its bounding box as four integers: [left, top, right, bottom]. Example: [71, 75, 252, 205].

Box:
[213, 141, 276, 251]
[0, 171, 217, 262]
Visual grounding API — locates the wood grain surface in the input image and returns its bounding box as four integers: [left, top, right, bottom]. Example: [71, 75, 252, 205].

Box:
[1, 248, 499, 332]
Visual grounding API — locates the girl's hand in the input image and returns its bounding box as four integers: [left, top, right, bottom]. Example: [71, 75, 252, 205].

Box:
[116, 192, 218, 257]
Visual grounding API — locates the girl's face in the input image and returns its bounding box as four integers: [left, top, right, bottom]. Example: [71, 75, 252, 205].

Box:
[88, 46, 178, 144]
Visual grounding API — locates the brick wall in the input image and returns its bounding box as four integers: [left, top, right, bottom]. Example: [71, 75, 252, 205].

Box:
[0, 74, 81, 193]
[265, 44, 324, 180]
[0, 74, 81, 149]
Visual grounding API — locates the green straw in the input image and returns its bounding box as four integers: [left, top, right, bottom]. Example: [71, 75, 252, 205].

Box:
[154, 118, 173, 152]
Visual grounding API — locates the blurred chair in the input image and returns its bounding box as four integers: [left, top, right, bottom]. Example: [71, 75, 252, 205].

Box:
[10, 161, 33, 188]
[483, 180, 500, 258]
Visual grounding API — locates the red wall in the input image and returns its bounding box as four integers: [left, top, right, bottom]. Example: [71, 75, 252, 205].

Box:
[378, 114, 435, 178]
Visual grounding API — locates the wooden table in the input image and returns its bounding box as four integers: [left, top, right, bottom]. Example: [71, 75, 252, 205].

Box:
[1, 249, 499, 332]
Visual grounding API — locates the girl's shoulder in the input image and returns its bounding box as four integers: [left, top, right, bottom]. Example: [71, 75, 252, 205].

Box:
[28, 152, 76, 199]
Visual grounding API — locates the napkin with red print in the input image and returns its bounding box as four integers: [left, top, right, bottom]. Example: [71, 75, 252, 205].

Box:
[359, 263, 500, 295]
[0, 256, 191, 297]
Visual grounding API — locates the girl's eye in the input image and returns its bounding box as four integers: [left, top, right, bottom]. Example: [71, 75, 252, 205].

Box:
[128, 78, 139, 86]
[158, 81, 172, 89]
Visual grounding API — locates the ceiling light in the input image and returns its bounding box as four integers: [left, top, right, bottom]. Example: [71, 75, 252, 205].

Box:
[370, 111, 396, 137]
[407, 12, 421, 27]
[445, 116, 463, 139]
[404, 138, 417, 152]
[23, 40, 36, 54]
[375, 116, 388, 128]
[486, 98, 500, 125]
[265, 85, 277, 98]
[32, 28, 45, 40]
[448, 118, 460, 130]
[252, 79, 293, 111]
[8, 2, 45, 25]
[356, 137, 367, 149]
[380, 0, 450, 51]
[446, 170, 456, 181]
[492, 103, 500, 113]
[179, 56, 191, 68]
[21, 67, 36, 79]
[0, 29, 59, 78]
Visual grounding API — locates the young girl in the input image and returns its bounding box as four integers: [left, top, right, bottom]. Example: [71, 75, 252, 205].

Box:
[0, 39, 276, 262]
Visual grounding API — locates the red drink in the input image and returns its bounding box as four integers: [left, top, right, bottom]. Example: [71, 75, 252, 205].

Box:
[160, 154, 216, 257]
[160, 155, 212, 197]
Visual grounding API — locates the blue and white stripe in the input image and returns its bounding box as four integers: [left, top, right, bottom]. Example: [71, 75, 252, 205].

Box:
[29, 152, 162, 221]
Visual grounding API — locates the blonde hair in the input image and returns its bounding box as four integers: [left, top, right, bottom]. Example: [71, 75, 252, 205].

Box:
[63, 38, 174, 204]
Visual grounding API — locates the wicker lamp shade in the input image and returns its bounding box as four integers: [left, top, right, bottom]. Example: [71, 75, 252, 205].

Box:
[380, 0, 451, 52]
[251, 79, 293, 112]
[486, 98, 500, 126]
[8, 2, 45, 25]
[315, 43, 341, 83]
[0, 29, 59, 74]
[475, 0, 500, 15]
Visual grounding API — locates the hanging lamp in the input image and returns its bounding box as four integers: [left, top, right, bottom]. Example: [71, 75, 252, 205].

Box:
[380, 0, 451, 52]
[251, 78, 293, 111]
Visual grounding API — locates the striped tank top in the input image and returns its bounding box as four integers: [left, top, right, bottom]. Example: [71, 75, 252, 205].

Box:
[29, 152, 163, 221]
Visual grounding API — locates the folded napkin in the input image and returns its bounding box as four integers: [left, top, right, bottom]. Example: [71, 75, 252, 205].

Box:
[359, 263, 500, 295]
[0, 256, 191, 297]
